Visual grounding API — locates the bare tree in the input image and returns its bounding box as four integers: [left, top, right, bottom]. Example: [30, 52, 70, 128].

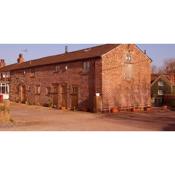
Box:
[162, 58, 175, 74]
[152, 64, 164, 74]
[152, 65, 158, 74]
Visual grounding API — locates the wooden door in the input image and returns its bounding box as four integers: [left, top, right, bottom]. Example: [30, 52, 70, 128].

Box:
[71, 87, 78, 110]
[19, 85, 26, 103]
[61, 84, 67, 108]
[53, 85, 58, 108]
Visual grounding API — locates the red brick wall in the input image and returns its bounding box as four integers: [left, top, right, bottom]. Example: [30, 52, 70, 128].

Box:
[9, 44, 151, 112]
[101, 44, 151, 110]
[9, 59, 101, 112]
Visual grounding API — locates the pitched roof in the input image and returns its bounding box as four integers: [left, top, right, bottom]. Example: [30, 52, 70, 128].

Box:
[151, 73, 175, 86]
[0, 44, 120, 72]
[151, 74, 174, 87]
[151, 74, 160, 83]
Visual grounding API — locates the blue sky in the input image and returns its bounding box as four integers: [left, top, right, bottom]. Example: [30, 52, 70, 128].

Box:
[0, 44, 175, 67]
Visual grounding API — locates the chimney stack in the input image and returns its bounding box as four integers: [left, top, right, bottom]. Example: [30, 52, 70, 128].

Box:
[17, 53, 25, 63]
[0, 59, 6, 68]
[65, 46, 68, 53]
[144, 50, 147, 54]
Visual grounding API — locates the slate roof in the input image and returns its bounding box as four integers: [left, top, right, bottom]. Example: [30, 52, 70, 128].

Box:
[0, 44, 120, 72]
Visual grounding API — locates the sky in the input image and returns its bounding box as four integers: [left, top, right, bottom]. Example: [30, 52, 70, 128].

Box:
[0, 44, 175, 67]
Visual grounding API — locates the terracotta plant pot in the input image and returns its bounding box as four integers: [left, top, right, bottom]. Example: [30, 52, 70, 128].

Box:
[146, 107, 151, 112]
[60, 106, 66, 110]
[111, 107, 119, 113]
[162, 105, 168, 110]
[134, 107, 140, 112]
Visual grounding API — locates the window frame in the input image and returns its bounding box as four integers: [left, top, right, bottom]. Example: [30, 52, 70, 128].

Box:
[158, 89, 164, 95]
[46, 87, 51, 96]
[158, 81, 164, 87]
[54, 65, 61, 73]
[82, 61, 90, 72]
[30, 68, 35, 78]
[35, 85, 41, 95]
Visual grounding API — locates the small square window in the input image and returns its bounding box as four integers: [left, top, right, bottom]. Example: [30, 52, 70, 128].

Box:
[158, 89, 163, 95]
[83, 61, 90, 72]
[72, 86, 78, 94]
[55, 65, 60, 72]
[30, 69, 35, 77]
[125, 53, 132, 63]
[158, 81, 164, 86]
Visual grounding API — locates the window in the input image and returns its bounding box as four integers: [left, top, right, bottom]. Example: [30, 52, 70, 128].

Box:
[30, 69, 35, 77]
[72, 86, 78, 94]
[158, 81, 164, 86]
[1, 72, 10, 79]
[83, 61, 90, 72]
[2, 73, 6, 78]
[0, 83, 9, 94]
[125, 53, 132, 63]
[65, 66, 68, 70]
[55, 65, 60, 72]
[158, 89, 163, 95]
[5, 72, 10, 78]
[46, 87, 51, 95]
[35, 85, 41, 95]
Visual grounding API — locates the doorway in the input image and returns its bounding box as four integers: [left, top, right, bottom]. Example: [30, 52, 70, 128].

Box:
[19, 84, 26, 103]
[53, 85, 59, 108]
[71, 86, 78, 110]
[61, 84, 67, 108]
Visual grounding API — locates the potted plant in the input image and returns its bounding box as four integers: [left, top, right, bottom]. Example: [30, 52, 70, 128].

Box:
[145, 105, 151, 112]
[162, 105, 168, 110]
[111, 106, 119, 113]
[130, 106, 134, 112]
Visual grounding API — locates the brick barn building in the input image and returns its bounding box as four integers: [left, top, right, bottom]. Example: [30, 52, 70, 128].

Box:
[0, 44, 152, 112]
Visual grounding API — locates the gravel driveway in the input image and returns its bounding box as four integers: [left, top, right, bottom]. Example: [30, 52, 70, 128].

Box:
[0, 102, 175, 131]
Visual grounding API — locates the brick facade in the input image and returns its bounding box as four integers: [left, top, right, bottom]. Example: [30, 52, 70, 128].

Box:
[10, 59, 102, 112]
[1, 44, 152, 112]
[101, 44, 151, 110]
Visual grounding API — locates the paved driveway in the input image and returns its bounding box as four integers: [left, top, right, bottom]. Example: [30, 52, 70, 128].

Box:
[0, 102, 175, 131]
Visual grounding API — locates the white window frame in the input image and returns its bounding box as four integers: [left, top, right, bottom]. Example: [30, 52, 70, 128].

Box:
[0, 83, 9, 94]
[158, 81, 164, 86]
[158, 89, 163, 95]
[35, 85, 41, 95]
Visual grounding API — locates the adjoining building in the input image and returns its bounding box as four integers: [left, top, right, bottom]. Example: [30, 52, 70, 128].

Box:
[151, 74, 175, 106]
[0, 59, 9, 100]
[0, 44, 152, 112]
